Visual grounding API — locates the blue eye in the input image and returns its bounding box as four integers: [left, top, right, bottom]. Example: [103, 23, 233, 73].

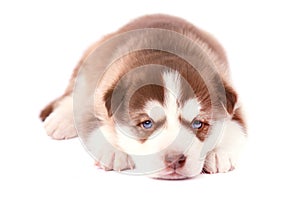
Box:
[192, 120, 203, 129]
[141, 120, 153, 129]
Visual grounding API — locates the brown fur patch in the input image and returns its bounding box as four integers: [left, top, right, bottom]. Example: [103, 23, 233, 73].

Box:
[224, 82, 238, 115]
[232, 108, 247, 133]
[39, 96, 64, 121]
[102, 49, 213, 112]
[129, 85, 164, 111]
[39, 102, 54, 121]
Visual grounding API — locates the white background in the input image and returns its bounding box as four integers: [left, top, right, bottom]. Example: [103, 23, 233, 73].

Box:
[1, 0, 299, 200]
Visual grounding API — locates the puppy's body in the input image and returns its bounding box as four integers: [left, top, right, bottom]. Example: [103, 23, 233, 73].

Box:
[41, 14, 246, 179]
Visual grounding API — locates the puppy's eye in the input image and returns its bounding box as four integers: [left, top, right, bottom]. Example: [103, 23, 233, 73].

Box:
[191, 119, 203, 129]
[141, 120, 153, 129]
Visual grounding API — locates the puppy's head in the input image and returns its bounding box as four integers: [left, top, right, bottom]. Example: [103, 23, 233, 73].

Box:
[97, 51, 236, 179]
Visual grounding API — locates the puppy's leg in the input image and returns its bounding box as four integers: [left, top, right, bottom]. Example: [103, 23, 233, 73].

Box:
[42, 95, 77, 140]
[87, 128, 135, 171]
[40, 61, 80, 139]
[94, 150, 135, 171]
[203, 119, 246, 174]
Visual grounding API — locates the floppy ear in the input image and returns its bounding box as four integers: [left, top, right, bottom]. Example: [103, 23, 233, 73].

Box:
[223, 81, 247, 130]
[103, 85, 126, 118]
[103, 88, 113, 117]
[223, 82, 238, 115]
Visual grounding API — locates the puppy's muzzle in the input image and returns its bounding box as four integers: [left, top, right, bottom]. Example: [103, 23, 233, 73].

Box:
[164, 154, 186, 169]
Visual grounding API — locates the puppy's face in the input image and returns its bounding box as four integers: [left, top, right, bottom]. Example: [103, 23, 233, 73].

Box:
[98, 52, 233, 179]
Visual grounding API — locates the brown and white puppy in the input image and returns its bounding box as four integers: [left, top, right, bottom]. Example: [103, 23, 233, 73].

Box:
[40, 14, 246, 180]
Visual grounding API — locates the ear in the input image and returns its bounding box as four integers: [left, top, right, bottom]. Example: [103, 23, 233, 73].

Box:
[103, 88, 113, 117]
[223, 81, 238, 115]
[103, 85, 125, 118]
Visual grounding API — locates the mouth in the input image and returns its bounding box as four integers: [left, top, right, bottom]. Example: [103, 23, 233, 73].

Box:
[154, 171, 189, 180]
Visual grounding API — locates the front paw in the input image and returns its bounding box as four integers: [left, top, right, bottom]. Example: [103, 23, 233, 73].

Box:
[44, 109, 77, 140]
[43, 96, 77, 140]
[203, 149, 235, 174]
[95, 150, 135, 171]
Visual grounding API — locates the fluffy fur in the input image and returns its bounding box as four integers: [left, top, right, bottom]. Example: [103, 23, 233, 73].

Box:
[40, 14, 246, 179]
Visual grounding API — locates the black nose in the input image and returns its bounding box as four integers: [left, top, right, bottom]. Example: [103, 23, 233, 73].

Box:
[164, 154, 186, 169]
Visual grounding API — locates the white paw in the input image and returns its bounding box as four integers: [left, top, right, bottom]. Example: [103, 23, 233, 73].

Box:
[203, 149, 235, 174]
[44, 97, 77, 140]
[95, 150, 135, 171]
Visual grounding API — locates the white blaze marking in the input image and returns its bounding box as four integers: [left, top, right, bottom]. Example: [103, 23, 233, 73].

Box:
[144, 101, 165, 122]
[181, 98, 201, 122]
[162, 71, 181, 121]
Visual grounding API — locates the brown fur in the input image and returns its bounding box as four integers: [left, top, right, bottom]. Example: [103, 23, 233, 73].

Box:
[40, 14, 244, 132]
[232, 108, 247, 132]
[102, 50, 212, 118]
